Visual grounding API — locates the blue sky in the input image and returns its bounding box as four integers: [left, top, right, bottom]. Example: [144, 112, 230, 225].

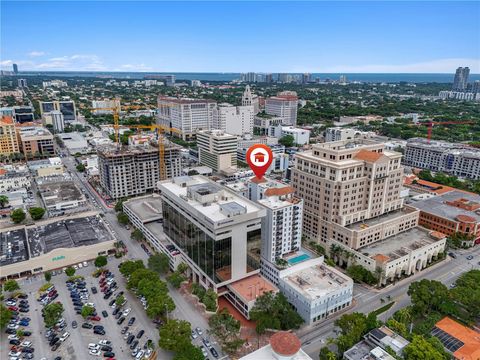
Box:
[1, 1, 479, 73]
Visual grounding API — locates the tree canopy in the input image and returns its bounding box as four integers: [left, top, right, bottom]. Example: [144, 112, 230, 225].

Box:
[403, 335, 444, 360]
[11, 208, 26, 223]
[29, 207, 46, 220]
[43, 302, 64, 328]
[148, 253, 170, 274]
[208, 309, 244, 354]
[81, 305, 95, 318]
[65, 267, 76, 277]
[3, 279, 19, 293]
[158, 319, 192, 352]
[0, 305, 12, 329]
[94, 255, 108, 268]
[119, 259, 145, 277]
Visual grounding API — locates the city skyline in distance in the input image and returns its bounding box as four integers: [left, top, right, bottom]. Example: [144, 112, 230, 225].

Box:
[1, 1, 479, 73]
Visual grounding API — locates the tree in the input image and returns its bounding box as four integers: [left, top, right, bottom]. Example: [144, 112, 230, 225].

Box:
[81, 305, 95, 318]
[146, 294, 175, 319]
[334, 313, 369, 353]
[11, 208, 26, 223]
[16, 328, 24, 338]
[44, 271, 52, 282]
[119, 260, 145, 277]
[319, 347, 337, 360]
[208, 309, 244, 354]
[173, 344, 205, 360]
[127, 269, 159, 290]
[76, 163, 86, 172]
[115, 295, 126, 307]
[3, 279, 19, 293]
[0, 304, 12, 329]
[114, 198, 126, 212]
[94, 255, 108, 268]
[167, 271, 185, 289]
[408, 280, 449, 316]
[158, 319, 192, 352]
[403, 335, 444, 360]
[65, 267, 76, 277]
[28, 207, 45, 220]
[278, 134, 295, 147]
[250, 292, 303, 334]
[131, 228, 145, 242]
[148, 253, 170, 275]
[43, 302, 64, 328]
[0, 195, 9, 208]
[117, 212, 129, 225]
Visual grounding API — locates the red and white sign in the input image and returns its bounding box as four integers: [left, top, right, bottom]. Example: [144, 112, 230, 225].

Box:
[246, 144, 273, 180]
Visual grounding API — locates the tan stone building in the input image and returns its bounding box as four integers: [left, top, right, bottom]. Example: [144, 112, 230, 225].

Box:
[18, 125, 55, 156]
[293, 140, 410, 248]
[0, 116, 20, 155]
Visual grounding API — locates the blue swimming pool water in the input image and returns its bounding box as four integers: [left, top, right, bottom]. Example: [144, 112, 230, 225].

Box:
[287, 253, 311, 264]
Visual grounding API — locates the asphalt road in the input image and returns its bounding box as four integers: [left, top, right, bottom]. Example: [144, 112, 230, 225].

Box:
[299, 245, 480, 358]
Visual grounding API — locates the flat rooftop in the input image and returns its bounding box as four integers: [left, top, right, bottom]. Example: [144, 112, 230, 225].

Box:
[37, 179, 85, 207]
[0, 229, 29, 266]
[228, 274, 277, 303]
[343, 341, 372, 360]
[27, 215, 113, 258]
[124, 195, 163, 223]
[281, 263, 352, 300]
[410, 190, 480, 223]
[346, 208, 415, 231]
[359, 227, 442, 261]
[159, 176, 264, 226]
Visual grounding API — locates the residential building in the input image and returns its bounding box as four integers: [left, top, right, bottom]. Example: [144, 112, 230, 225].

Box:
[325, 127, 357, 142]
[91, 99, 121, 115]
[98, 143, 181, 199]
[472, 80, 480, 94]
[241, 85, 260, 114]
[18, 126, 55, 156]
[281, 126, 310, 145]
[17, 79, 27, 88]
[197, 130, 237, 173]
[254, 114, 283, 136]
[12, 63, 18, 74]
[42, 80, 67, 88]
[438, 91, 479, 101]
[213, 103, 254, 136]
[0, 116, 20, 155]
[404, 138, 480, 180]
[40, 100, 76, 122]
[452, 67, 470, 91]
[409, 190, 480, 244]
[239, 332, 313, 360]
[238, 144, 288, 174]
[158, 175, 267, 289]
[43, 110, 65, 133]
[157, 96, 217, 140]
[145, 74, 175, 86]
[265, 91, 298, 126]
[431, 317, 480, 360]
[0, 165, 30, 193]
[190, 80, 201, 87]
[292, 140, 405, 245]
[0, 213, 115, 280]
[13, 106, 34, 123]
[278, 257, 353, 325]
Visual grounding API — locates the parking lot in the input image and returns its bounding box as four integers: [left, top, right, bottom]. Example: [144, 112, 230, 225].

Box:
[1, 259, 162, 360]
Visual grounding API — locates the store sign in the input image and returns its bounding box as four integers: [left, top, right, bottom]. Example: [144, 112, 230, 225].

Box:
[52, 255, 65, 261]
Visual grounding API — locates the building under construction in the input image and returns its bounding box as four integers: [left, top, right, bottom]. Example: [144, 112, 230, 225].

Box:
[98, 142, 182, 199]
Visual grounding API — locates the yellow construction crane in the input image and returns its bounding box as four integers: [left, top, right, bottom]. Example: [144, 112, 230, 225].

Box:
[91, 99, 182, 180]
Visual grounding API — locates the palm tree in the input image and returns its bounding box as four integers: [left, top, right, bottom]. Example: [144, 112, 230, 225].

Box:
[375, 266, 384, 287]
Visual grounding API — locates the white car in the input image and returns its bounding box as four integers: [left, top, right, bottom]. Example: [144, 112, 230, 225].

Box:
[8, 335, 19, 340]
[98, 340, 111, 346]
[21, 340, 32, 347]
[60, 332, 70, 342]
[86, 302, 95, 308]
[122, 308, 131, 316]
[200, 346, 208, 358]
[73, 265, 79, 270]
[135, 350, 145, 360]
[83, 261, 88, 267]
[196, 327, 203, 336]
[5, 300, 16, 306]
[123, 332, 131, 340]
[7, 324, 19, 330]
[89, 349, 101, 356]
[111, 303, 117, 309]
[8, 352, 21, 357]
[88, 343, 100, 350]
[78, 263, 83, 269]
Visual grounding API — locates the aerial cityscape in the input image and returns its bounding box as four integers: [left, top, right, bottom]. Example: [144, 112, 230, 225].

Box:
[0, 1, 479, 360]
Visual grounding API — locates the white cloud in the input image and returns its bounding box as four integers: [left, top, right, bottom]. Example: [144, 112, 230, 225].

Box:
[28, 51, 45, 57]
[118, 63, 152, 71]
[0, 60, 14, 66]
[317, 58, 480, 74]
[14, 54, 108, 71]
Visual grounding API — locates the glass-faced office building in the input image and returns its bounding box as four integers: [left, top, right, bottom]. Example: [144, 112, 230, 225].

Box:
[159, 176, 266, 290]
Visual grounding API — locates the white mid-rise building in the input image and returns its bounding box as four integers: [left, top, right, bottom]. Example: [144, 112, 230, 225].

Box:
[197, 130, 237, 173]
[281, 126, 310, 145]
[157, 96, 217, 140]
[51, 111, 65, 133]
[91, 99, 121, 115]
[213, 103, 254, 136]
[325, 127, 358, 142]
[265, 91, 298, 126]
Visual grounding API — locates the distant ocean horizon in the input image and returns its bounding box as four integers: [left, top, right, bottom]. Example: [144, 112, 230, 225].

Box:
[13, 71, 480, 83]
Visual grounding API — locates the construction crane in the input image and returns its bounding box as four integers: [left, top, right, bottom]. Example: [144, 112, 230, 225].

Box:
[419, 121, 475, 142]
[91, 99, 122, 144]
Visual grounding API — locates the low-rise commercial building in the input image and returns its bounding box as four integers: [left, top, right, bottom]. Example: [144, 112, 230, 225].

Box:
[431, 317, 480, 360]
[409, 190, 480, 244]
[18, 126, 55, 156]
[58, 132, 90, 154]
[37, 176, 87, 215]
[280, 126, 310, 145]
[0, 213, 115, 280]
[0, 165, 30, 192]
[197, 130, 237, 173]
[278, 257, 353, 325]
[28, 157, 64, 177]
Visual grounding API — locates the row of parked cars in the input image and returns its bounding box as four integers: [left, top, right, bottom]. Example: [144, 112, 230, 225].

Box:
[5, 294, 35, 360]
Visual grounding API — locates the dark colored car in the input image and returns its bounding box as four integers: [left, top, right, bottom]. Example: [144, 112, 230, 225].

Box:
[5, 328, 16, 334]
[108, 299, 116, 307]
[93, 325, 104, 330]
[129, 340, 138, 350]
[9, 339, 20, 345]
[82, 323, 93, 329]
[103, 352, 115, 358]
[94, 328, 106, 335]
[101, 345, 112, 352]
[23, 331, 32, 336]
[23, 347, 34, 353]
[19, 307, 29, 313]
[103, 292, 112, 300]
[210, 347, 219, 358]
[49, 337, 60, 346]
[18, 294, 28, 299]
[117, 317, 125, 325]
[115, 312, 122, 320]
[112, 308, 120, 316]
[136, 330, 144, 339]
[102, 310, 108, 317]
[51, 343, 60, 351]
[126, 335, 135, 344]
[128, 317, 136, 326]
[121, 326, 129, 334]
[91, 287, 98, 294]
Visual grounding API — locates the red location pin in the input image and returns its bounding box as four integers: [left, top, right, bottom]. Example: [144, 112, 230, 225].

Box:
[246, 144, 273, 180]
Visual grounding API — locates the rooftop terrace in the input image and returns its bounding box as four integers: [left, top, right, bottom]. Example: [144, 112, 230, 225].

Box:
[346, 208, 415, 231]
[123, 195, 163, 223]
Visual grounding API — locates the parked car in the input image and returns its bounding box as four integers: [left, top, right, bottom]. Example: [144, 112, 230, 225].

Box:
[128, 317, 136, 326]
[136, 330, 144, 339]
[82, 323, 93, 329]
[102, 310, 108, 318]
[117, 317, 125, 325]
[126, 335, 135, 344]
[94, 328, 106, 335]
[72, 320, 78, 329]
[98, 340, 112, 346]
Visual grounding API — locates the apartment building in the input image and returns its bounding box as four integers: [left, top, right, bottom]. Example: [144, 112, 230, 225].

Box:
[197, 130, 237, 173]
[325, 127, 358, 142]
[280, 126, 310, 145]
[265, 91, 298, 126]
[98, 143, 181, 199]
[409, 190, 480, 244]
[157, 96, 217, 140]
[213, 103, 254, 136]
[40, 100, 76, 122]
[0, 116, 20, 154]
[404, 138, 480, 180]
[158, 175, 266, 291]
[18, 126, 55, 156]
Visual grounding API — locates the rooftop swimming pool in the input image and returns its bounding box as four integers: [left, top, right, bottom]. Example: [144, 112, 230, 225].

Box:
[287, 253, 311, 265]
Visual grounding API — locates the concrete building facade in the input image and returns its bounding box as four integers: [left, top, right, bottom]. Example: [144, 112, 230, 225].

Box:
[197, 130, 237, 173]
[265, 91, 298, 126]
[0, 116, 20, 155]
[18, 126, 55, 156]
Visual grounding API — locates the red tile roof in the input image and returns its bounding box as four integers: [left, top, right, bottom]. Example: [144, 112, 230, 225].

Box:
[270, 332, 301, 356]
[264, 186, 294, 197]
[434, 317, 480, 360]
[354, 149, 384, 162]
